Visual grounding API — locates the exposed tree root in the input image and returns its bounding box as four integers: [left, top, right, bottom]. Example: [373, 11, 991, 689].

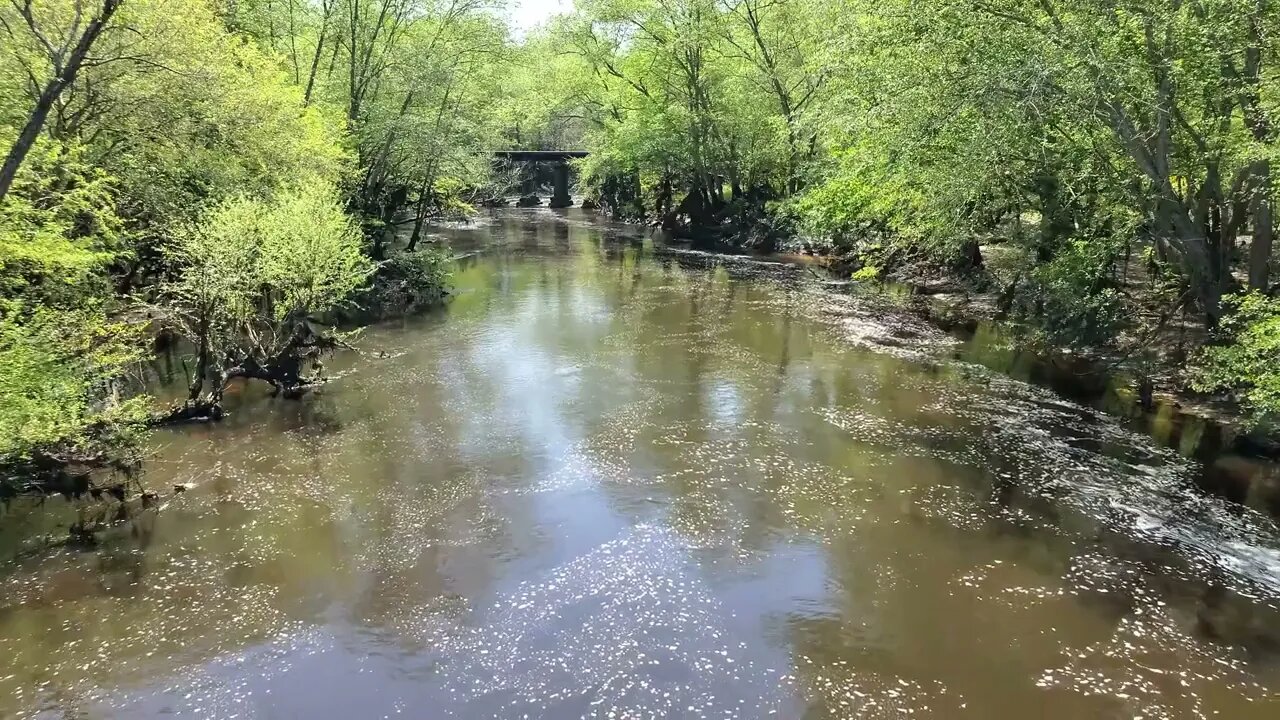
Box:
[154, 323, 351, 426]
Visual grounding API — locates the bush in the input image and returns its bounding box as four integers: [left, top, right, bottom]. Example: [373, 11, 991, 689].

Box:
[161, 180, 375, 402]
[1192, 292, 1280, 424]
[0, 308, 148, 491]
[1023, 239, 1125, 346]
[851, 265, 881, 282]
[359, 248, 452, 317]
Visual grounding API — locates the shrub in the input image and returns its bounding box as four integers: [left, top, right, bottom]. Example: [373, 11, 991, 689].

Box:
[161, 180, 375, 402]
[360, 248, 452, 316]
[0, 308, 148, 491]
[1192, 293, 1280, 424]
[1024, 239, 1126, 346]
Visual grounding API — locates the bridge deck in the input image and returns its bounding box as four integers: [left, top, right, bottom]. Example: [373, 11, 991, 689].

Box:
[493, 150, 589, 161]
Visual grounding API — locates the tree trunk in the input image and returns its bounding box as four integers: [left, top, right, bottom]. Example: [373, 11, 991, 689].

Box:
[407, 217, 423, 252]
[1034, 172, 1069, 261]
[302, 3, 331, 107]
[407, 177, 431, 251]
[656, 172, 673, 217]
[1172, 216, 1224, 327]
[0, 86, 61, 202]
[286, 0, 300, 83]
[347, 0, 360, 125]
[1250, 158, 1273, 292]
[324, 20, 342, 81]
[957, 238, 984, 271]
[188, 316, 211, 402]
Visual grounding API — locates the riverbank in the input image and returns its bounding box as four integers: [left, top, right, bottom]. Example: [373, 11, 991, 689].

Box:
[875, 246, 1247, 421]
[835, 249, 1280, 517]
[650, 222, 1280, 518]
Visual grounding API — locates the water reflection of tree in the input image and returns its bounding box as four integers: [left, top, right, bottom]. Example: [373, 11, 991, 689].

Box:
[0, 339, 513, 715]
[572, 241, 1280, 710]
[3, 212, 1278, 716]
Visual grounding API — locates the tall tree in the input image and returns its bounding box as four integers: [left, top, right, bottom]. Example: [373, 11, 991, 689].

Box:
[0, 0, 124, 201]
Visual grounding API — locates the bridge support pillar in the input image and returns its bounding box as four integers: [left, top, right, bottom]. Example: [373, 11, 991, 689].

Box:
[521, 165, 537, 196]
[516, 162, 541, 207]
[549, 162, 572, 208]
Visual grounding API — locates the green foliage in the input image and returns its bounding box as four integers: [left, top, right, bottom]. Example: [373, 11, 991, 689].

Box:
[255, 182, 374, 320]
[0, 145, 122, 303]
[426, 177, 478, 222]
[0, 0, 493, 476]
[163, 180, 375, 362]
[788, 158, 918, 253]
[851, 266, 880, 282]
[1193, 293, 1280, 424]
[360, 248, 453, 316]
[0, 307, 148, 467]
[323, 0, 510, 226]
[537, 0, 831, 217]
[160, 194, 264, 363]
[1026, 240, 1126, 347]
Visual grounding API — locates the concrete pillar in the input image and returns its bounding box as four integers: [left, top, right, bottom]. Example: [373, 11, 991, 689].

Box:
[516, 160, 542, 206]
[521, 161, 537, 196]
[550, 161, 572, 208]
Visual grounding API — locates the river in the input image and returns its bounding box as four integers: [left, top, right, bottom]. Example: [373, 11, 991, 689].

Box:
[1, 208, 1279, 718]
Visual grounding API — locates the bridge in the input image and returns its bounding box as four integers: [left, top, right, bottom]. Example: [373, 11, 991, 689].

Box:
[493, 150, 589, 208]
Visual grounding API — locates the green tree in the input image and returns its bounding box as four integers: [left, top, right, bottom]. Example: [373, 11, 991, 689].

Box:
[160, 179, 374, 412]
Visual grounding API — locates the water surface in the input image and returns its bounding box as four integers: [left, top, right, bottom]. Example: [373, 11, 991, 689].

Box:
[2, 209, 1279, 718]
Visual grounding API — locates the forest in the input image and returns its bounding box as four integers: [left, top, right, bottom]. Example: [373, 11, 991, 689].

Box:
[3, 0, 1280, 497]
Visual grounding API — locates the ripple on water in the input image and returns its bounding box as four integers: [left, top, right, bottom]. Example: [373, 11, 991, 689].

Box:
[816, 367, 1280, 601]
[5, 223, 1280, 718]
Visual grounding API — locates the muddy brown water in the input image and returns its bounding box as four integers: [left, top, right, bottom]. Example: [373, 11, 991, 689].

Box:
[2, 208, 1280, 718]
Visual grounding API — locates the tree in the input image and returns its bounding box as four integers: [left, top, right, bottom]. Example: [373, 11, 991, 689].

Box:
[0, 307, 147, 496]
[717, 0, 830, 192]
[160, 179, 374, 413]
[0, 0, 124, 201]
[0, 0, 459, 491]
